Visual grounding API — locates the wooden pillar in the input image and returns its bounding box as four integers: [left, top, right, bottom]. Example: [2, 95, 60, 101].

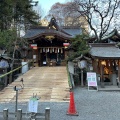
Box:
[36, 49, 38, 65]
[38, 48, 41, 66]
[64, 50, 68, 60]
[118, 60, 120, 87]
[92, 59, 98, 73]
[81, 69, 84, 86]
[100, 60, 104, 88]
[33, 48, 38, 67]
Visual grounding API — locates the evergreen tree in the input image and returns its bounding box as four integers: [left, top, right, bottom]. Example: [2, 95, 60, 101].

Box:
[68, 34, 90, 61]
[0, 0, 40, 31]
[0, 0, 13, 30]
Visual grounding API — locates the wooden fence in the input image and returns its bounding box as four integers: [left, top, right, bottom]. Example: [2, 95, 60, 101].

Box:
[2, 107, 50, 120]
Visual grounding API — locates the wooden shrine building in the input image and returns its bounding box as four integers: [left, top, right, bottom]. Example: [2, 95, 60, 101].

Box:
[23, 17, 81, 66]
[89, 29, 120, 88]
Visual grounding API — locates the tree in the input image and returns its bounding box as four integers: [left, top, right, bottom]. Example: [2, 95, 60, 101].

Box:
[0, 28, 29, 83]
[47, 2, 88, 33]
[0, 0, 13, 30]
[0, 0, 40, 32]
[0, 0, 41, 83]
[64, 0, 120, 42]
[47, 2, 66, 26]
[67, 34, 89, 61]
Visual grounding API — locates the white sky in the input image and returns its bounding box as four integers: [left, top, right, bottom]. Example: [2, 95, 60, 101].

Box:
[38, 0, 66, 11]
[37, 0, 67, 16]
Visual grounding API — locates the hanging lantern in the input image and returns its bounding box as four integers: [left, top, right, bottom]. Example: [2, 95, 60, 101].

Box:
[101, 60, 106, 66]
[30, 44, 37, 49]
[33, 46, 37, 49]
[63, 43, 70, 48]
[78, 60, 87, 69]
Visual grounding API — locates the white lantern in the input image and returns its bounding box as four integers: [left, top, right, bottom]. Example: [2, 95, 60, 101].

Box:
[78, 60, 87, 69]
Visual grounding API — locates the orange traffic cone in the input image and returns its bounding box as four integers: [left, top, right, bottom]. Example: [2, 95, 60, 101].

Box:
[67, 92, 78, 116]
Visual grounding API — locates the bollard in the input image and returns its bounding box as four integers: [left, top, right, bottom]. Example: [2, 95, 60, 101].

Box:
[45, 107, 50, 120]
[3, 109, 8, 120]
[17, 109, 22, 120]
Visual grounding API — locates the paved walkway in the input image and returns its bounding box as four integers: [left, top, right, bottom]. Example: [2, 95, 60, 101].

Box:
[1, 87, 120, 120]
[0, 67, 70, 103]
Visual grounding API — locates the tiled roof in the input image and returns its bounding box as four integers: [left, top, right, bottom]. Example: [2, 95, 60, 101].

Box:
[88, 29, 120, 42]
[63, 28, 81, 37]
[89, 43, 120, 58]
[102, 29, 120, 40]
[23, 26, 81, 40]
[23, 17, 81, 40]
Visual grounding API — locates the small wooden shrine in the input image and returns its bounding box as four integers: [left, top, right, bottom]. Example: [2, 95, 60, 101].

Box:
[89, 29, 120, 88]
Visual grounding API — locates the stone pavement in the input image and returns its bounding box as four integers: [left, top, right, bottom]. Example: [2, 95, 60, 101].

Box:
[1, 87, 120, 120]
[0, 66, 70, 103]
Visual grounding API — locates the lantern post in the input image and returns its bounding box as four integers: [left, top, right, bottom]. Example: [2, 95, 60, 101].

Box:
[78, 60, 87, 86]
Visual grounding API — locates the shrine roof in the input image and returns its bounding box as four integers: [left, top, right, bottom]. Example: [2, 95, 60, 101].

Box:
[88, 29, 120, 43]
[102, 29, 120, 40]
[23, 26, 81, 40]
[89, 43, 120, 59]
[23, 17, 82, 40]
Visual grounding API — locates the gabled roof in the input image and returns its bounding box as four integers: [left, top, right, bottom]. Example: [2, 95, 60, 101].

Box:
[89, 43, 120, 59]
[23, 17, 82, 40]
[73, 54, 91, 62]
[102, 29, 120, 41]
[88, 29, 120, 43]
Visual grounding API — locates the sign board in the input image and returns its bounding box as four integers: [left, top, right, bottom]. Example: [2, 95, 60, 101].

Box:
[87, 72, 98, 91]
[28, 97, 39, 113]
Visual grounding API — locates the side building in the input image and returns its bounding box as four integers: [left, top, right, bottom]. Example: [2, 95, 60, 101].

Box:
[89, 29, 120, 88]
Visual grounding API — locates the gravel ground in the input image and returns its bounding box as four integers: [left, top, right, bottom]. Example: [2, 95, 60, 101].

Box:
[0, 87, 120, 120]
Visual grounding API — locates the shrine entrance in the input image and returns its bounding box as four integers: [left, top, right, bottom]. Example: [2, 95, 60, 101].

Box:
[39, 47, 65, 66]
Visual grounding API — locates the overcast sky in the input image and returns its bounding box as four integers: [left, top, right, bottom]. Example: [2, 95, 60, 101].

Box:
[38, 0, 67, 15]
[38, 0, 66, 11]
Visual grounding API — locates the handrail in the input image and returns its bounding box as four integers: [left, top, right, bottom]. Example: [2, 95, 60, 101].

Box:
[0, 61, 33, 78]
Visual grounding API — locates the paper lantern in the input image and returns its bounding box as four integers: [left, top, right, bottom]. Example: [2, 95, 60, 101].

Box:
[78, 60, 87, 69]
[63, 43, 70, 48]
